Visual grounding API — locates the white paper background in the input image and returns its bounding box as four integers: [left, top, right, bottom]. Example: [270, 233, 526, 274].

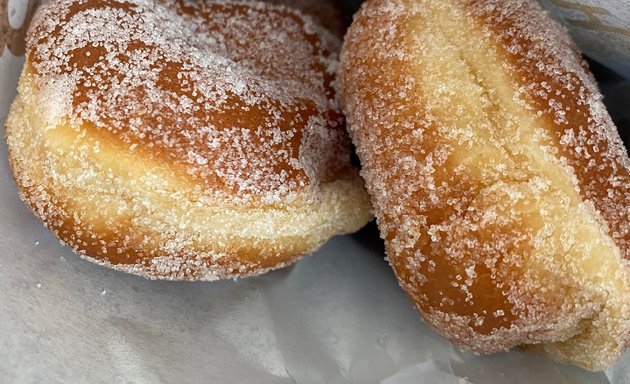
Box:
[539, 0, 630, 79]
[1, 1, 630, 383]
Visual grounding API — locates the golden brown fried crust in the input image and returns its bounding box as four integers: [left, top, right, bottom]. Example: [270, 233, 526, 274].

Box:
[470, 2, 629, 258]
[19, 184, 313, 279]
[27, 0, 349, 196]
[6, 0, 372, 280]
[340, 0, 630, 370]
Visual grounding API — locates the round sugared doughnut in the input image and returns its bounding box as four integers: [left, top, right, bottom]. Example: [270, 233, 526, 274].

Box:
[6, 0, 372, 280]
[339, 0, 630, 371]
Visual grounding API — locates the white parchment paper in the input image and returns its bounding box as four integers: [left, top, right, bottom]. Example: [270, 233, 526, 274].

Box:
[539, 0, 630, 79]
[1, 0, 630, 383]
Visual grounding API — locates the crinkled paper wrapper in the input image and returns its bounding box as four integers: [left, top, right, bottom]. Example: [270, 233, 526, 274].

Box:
[1, 1, 630, 383]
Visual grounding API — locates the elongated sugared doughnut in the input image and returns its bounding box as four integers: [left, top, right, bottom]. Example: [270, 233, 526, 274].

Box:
[5, 0, 372, 280]
[340, 0, 630, 370]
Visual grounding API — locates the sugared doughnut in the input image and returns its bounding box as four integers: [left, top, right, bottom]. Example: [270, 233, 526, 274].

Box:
[5, 0, 372, 280]
[340, 0, 630, 371]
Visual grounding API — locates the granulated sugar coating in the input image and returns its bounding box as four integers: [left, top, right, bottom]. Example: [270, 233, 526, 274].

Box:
[340, 0, 630, 371]
[5, 0, 372, 281]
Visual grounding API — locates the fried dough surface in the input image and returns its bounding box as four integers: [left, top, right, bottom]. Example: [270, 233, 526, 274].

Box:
[6, 0, 371, 280]
[340, 0, 630, 370]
